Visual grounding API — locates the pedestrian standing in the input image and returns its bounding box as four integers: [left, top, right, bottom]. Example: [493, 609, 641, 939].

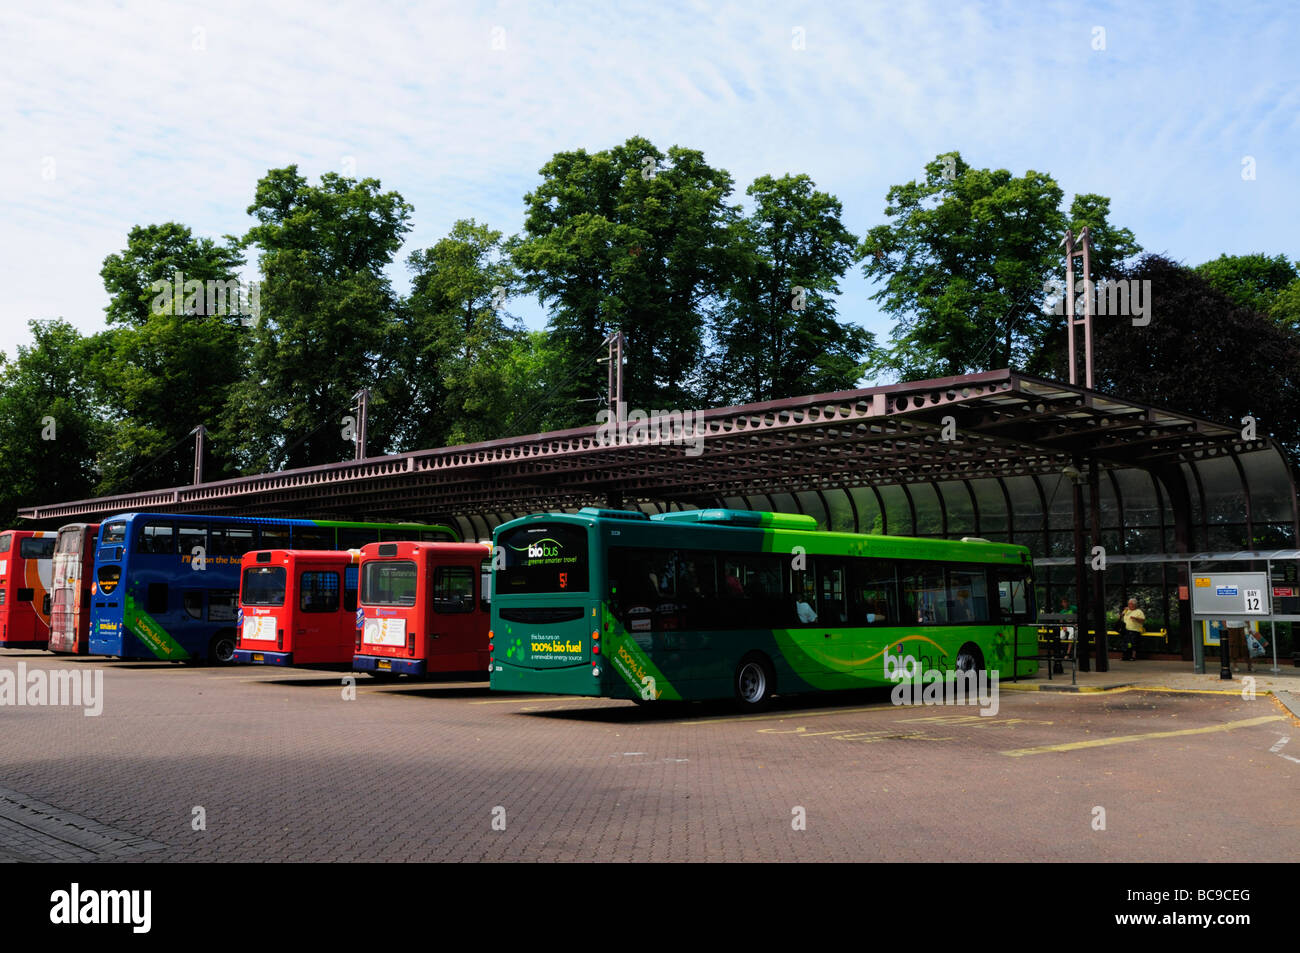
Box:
[1119, 598, 1145, 661]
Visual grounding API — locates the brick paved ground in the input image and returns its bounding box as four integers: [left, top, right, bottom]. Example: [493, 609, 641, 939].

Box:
[1, 649, 1296, 861]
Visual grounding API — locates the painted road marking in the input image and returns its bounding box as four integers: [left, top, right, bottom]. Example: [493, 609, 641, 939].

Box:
[1001, 714, 1286, 757]
[1269, 735, 1300, 764]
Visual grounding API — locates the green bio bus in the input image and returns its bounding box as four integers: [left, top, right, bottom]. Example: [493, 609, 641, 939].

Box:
[489, 508, 1037, 708]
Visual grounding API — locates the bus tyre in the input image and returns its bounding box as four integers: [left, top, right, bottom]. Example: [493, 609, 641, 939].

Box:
[208, 631, 237, 666]
[955, 643, 985, 675]
[734, 654, 775, 711]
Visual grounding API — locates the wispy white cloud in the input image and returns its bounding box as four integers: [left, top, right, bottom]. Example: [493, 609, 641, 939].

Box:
[1, 0, 1297, 365]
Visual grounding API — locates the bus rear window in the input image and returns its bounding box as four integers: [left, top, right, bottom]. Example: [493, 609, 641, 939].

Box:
[20, 538, 55, 560]
[56, 529, 83, 554]
[242, 567, 286, 606]
[0, 533, 9, 553]
[103, 522, 126, 545]
[361, 561, 417, 606]
[498, 524, 589, 594]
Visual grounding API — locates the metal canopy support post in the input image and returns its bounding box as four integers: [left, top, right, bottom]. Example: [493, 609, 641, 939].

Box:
[1090, 457, 1109, 672]
[1072, 460, 1091, 672]
[353, 389, 370, 461]
[1061, 227, 1095, 389]
[190, 425, 206, 486]
[603, 330, 625, 509]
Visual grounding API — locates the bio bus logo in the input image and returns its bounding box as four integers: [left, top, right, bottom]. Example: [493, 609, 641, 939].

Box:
[883, 645, 921, 681]
[524, 538, 561, 559]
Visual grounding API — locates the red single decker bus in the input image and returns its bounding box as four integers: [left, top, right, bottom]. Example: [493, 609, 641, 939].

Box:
[48, 523, 99, 654]
[234, 550, 360, 667]
[353, 541, 491, 677]
[0, 530, 56, 648]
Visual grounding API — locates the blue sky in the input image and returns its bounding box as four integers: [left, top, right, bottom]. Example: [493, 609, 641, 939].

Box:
[2, 0, 1297, 380]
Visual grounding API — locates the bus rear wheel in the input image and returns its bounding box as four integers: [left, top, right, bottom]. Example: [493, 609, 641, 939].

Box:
[207, 631, 237, 666]
[734, 654, 775, 711]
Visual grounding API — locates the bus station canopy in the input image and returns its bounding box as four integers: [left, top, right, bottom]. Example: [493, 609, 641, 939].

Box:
[18, 369, 1296, 552]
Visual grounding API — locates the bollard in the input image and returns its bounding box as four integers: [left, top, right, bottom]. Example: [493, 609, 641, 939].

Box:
[1219, 627, 1233, 680]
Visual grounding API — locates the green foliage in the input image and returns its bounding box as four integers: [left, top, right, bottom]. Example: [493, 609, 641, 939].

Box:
[100, 222, 246, 327]
[95, 224, 249, 490]
[1193, 253, 1300, 329]
[0, 321, 105, 524]
[515, 137, 737, 423]
[859, 152, 1139, 379]
[227, 167, 413, 471]
[1090, 255, 1300, 453]
[710, 173, 872, 403]
[395, 220, 522, 447]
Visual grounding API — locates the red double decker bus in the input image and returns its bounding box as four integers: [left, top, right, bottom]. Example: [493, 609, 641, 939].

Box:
[234, 550, 360, 667]
[48, 523, 99, 654]
[353, 541, 491, 677]
[0, 530, 56, 649]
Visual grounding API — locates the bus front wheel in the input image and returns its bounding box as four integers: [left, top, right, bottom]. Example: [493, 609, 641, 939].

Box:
[955, 643, 985, 674]
[734, 654, 775, 711]
[207, 631, 237, 666]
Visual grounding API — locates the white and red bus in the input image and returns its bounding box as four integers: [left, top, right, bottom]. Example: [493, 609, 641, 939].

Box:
[0, 530, 56, 649]
[234, 550, 360, 667]
[48, 522, 99, 655]
[353, 541, 491, 677]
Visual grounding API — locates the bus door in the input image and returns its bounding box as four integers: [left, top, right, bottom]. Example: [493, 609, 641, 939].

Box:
[426, 556, 486, 671]
[295, 561, 344, 664]
[995, 565, 1036, 670]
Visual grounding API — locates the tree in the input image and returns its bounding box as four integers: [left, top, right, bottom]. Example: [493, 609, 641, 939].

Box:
[1087, 255, 1300, 454]
[858, 152, 1139, 379]
[94, 224, 249, 491]
[515, 137, 737, 424]
[397, 220, 521, 447]
[0, 321, 105, 524]
[1193, 253, 1300, 330]
[227, 167, 412, 471]
[710, 174, 872, 403]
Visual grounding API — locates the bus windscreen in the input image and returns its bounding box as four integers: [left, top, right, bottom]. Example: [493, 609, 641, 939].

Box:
[361, 561, 417, 606]
[499, 524, 589, 594]
[242, 567, 286, 606]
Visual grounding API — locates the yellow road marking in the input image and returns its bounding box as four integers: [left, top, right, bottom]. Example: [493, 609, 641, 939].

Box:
[1000, 714, 1285, 757]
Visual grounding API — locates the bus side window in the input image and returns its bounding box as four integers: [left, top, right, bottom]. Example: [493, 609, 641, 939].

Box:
[300, 572, 340, 613]
[293, 528, 334, 550]
[209, 591, 237, 622]
[138, 522, 176, 555]
[433, 566, 475, 614]
[183, 591, 203, 619]
[901, 564, 947, 625]
[343, 566, 358, 613]
[479, 560, 492, 612]
[851, 559, 898, 625]
[947, 568, 990, 623]
[178, 525, 207, 557]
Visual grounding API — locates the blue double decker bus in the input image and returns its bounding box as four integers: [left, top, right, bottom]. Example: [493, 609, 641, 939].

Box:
[88, 513, 459, 663]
